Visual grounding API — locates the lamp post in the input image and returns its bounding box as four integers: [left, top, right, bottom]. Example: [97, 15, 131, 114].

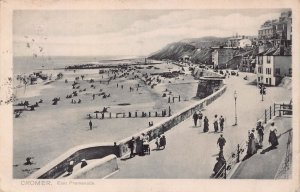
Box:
[233, 90, 238, 126]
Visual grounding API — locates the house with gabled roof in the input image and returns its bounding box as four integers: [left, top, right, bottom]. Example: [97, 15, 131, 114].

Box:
[256, 46, 291, 86]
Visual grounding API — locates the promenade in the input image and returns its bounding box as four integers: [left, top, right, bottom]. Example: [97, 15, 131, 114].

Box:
[230, 116, 292, 179]
[110, 72, 291, 179]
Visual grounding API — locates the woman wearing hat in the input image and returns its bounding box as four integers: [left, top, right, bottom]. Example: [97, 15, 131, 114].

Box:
[256, 121, 264, 148]
[269, 122, 279, 148]
[247, 129, 257, 156]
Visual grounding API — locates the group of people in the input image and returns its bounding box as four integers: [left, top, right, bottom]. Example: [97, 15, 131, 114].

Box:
[155, 134, 166, 150]
[213, 115, 225, 133]
[128, 133, 166, 158]
[246, 121, 279, 157]
[212, 150, 226, 178]
[128, 134, 150, 157]
[193, 111, 225, 133]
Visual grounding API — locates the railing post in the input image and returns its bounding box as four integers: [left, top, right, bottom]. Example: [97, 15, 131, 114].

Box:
[265, 109, 267, 124]
[236, 144, 240, 163]
[224, 162, 227, 179]
[279, 104, 282, 117]
[270, 106, 272, 119]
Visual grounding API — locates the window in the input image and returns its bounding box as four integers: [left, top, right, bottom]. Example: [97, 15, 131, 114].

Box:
[275, 68, 280, 75]
[265, 68, 272, 75]
[258, 56, 263, 64]
[289, 68, 292, 76]
[258, 67, 262, 74]
[267, 56, 271, 63]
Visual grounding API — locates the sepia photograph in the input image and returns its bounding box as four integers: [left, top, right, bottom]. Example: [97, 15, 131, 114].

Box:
[0, 0, 299, 192]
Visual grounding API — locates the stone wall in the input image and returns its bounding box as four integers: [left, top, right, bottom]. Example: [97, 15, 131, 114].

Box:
[196, 77, 224, 99]
[68, 155, 118, 179]
[28, 143, 119, 179]
[118, 85, 227, 157]
[29, 83, 227, 179]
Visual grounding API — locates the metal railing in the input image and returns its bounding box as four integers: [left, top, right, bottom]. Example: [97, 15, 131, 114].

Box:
[214, 101, 292, 179]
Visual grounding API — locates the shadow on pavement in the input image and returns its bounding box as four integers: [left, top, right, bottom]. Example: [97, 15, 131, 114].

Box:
[260, 146, 277, 154]
[152, 148, 165, 151]
[121, 156, 134, 161]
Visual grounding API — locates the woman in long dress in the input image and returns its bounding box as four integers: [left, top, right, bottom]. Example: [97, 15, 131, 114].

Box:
[269, 122, 279, 148]
[203, 116, 209, 132]
[247, 129, 258, 156]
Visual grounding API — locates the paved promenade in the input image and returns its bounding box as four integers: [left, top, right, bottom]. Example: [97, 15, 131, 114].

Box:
[230, 116, 292, 179]
[110, 73, 291, 179]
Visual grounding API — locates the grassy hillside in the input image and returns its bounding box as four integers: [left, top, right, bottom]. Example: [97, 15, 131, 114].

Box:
[149, 36, 229, 64]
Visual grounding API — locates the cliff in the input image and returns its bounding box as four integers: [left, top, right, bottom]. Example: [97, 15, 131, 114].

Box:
[148, 36, 229, 63]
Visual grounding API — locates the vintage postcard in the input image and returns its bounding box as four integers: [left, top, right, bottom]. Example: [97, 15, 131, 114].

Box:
[0, 0, 299, 192]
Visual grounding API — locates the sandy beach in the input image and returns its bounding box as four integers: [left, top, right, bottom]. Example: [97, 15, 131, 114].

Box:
[13, 61, 200, 178]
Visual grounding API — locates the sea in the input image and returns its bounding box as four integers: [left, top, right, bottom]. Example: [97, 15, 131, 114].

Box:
[13, 55, 146, 75]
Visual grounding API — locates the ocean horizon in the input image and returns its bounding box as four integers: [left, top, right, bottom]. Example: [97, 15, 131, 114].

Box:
[13, 55, 147, 74]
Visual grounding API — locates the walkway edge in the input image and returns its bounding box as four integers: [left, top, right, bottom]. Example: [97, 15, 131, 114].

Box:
[227, 115, 279, 179]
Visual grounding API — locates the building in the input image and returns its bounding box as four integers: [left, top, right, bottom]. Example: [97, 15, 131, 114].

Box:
[258, 20, 277, 40]
[258, 10, 292, 47]
[256, 46, 291, 86]
[227, 34, 252, 48]
[211, 46, 237, 69]
[238, 39, 252, 48]
[239, 56, 256, 73]
[237, 48, 257, 72]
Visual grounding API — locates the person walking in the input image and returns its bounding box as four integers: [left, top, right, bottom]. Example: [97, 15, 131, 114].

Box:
[203, 116, 209, 132]
[160, 135, 166, 149]
[219, 115, 225, 132]
[247, 129, 258, 156]
[198, 111, 203, 127]
[135, 136, 144, 156]
[89, 120, 92, 130]
[214, 115, 219, 133]
[256, 121, 264, 148]
[193, 112, 199, 127]
[217, 134, 226, 151]
[128, 137, 135, 157]
[268, 122, 279, 148]
[155, 135, 161, 149]
[213, 152, 226, 178]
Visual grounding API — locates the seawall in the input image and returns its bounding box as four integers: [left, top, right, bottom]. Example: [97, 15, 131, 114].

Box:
[29, 82, 227, 179]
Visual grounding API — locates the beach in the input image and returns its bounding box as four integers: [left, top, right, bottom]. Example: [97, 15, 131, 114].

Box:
[13, 57, 200, 178]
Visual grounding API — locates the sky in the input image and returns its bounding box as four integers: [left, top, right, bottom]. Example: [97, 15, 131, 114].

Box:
[13, 9, 289, 57]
